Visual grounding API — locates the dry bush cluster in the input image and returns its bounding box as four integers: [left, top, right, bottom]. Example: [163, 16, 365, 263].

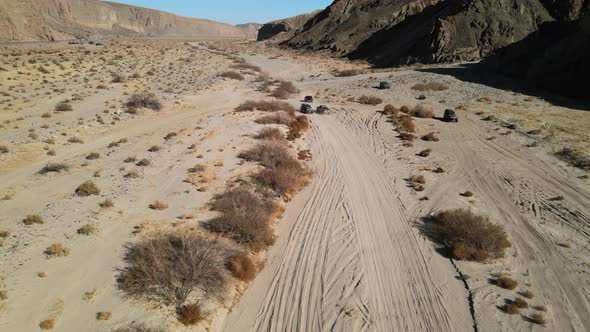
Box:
[271, 81, 299, 99]
[402, 104, 435, 118]
[204, 188, 279, 251]
[75, 180, 100, 196]
[38, 163, 69, 174]
[255, 111, 295, 125]
[358, 95, 383, 105]
[333, 69, 363, 77]
[219, 71, 245, 81]
[118, 234, 242, 305]
[235, 100, 295, 114]
[424, 209, 511, 262]
[126, 92, 162, 111]
[411, 81, 449, 91]
[255, 127, 283, 140]
[287, 116, 310, 141]
[555, 147, 590, 171]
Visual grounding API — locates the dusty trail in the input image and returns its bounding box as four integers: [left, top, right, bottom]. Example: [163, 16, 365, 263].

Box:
[225, 112, 471, 331]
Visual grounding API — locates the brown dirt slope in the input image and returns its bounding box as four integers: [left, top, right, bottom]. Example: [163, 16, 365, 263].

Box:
[0, 0, 248, 42]
[257, 10, 321, 42]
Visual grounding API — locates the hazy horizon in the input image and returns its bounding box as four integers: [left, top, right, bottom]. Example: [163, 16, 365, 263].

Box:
[105, 0, 331, 25]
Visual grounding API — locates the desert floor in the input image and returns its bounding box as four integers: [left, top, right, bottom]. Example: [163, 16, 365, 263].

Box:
[0, 39, 589, 332]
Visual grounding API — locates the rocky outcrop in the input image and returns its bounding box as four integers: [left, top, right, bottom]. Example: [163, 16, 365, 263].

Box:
[539, 0, 589, 21]
[484, 12, 590, 100]
[282, 0, 555, 67]
[0, 0, 249, 42]
[257, 11, 320, 42]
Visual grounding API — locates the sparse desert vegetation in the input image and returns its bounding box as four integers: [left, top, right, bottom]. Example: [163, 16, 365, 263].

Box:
[424, 209, 511, 262]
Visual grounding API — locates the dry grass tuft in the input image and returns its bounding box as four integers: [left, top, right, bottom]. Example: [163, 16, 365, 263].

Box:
[118, 234, 237, 304]
[496, 276, 518, 290]
[226, 254, 257, 282]
[75, 180, 100, 196]
[177, 304, 202, 325]
[0, 145, 8, 153]
[149, 201, 168, 210]
[23, 214, 44, 225]
[238, 141, 291, 168]
[39, 319, 55, 330]
[204, 188, 279, 251]
[287, 115, 310, 140]
[235, 100, 295, 114]
[529, 313, 546, 325]
[55, 101, 73, 112]
[255, 111, 294, 125]
[532, 304, 547, 312]
[86, 152, 100, 160]
[188, 164, 206, 173]
[421, 132, 439, 142]
[44, 243, 70, 257]
[555, 147, 590, 171]
[502, 303, 520, 315]
[418, 149, 431, 157]
[425, 209, 511, 262]
[219, 71, 245, 80]
[136, 158, 151, 167]
[126, 92, 162, 111]
[77, 224, 98, 235]
[411, 81, 448, 91]
[271, 81, 299, 99]
[514, 297, 529, 308]
[255, 127, 283, 140]
[96, 311, 112, 320]
[358, 95, 383, 105]
[38, 163, 69, 174]
[99, 198, 114, 208]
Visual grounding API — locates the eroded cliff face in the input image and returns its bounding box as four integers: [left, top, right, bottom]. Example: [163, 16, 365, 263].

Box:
[281, 0, 554, 66]
[0, 0, 248, 42]
[257, 11, 321, 42]
[484, 12, 590, 100]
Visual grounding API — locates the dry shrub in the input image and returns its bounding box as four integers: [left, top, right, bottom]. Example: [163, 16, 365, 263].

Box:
[38, 163, 69, 174]
[77, 224, 98, 235]
[118, 234, 237, 304]
[126, 92, 162, 111]
[418, 149, 431, 157]
[394, 114, 416, 133]
[97, 311, 112, 320]
[204, 188, 279, 251]
[421, 132, 439, 142]
[188, 164, 206, 173]
[177, 304, 202, 325]
[45, 243, 70, 257]
[23, 214, 44, 225]
[255, 127, 283, 140]
[255, 111, 294, 125]
[226, 254, 257, 282]
[86, 152, 100, 160]
[55, 101, 73, 112]
[502, 303, 520, 315]
[238, 140, 291, 168]
[255, 165, 309, 197]
[460, 191, 474, 197]
[235, 100, 295, 114]
[113, 323, 168, 332]
[358, 95, 383, 105]
[425, 209, 511, 262]
[514, 297, 529, 308]
[411, 81, 448, 91]
[555, 147, 590, 171]
[532, 304, 547, 312]
[529, 313, 546, 325]
[287, 115, 310, 140]
[520, 290, 534, 299]
[333, 69, 363, 77]
[411, 175, 426, 184]
[403, 104, 435, 118]
[219, 71, 245, 80]
[433, 167, 445, 173]
[112, 73, 127, 83]
[136, 158, 151, 167]
[99, 198, 114, 208]
[0, 145, 8, 153]
[75, 180, 100, 196]
[150, 201, 168, 210]
[496, 276, 518, 290]
[39, 319, 55, 330]
[383, 104, 399, 115]
[271, 81, 299, 99]
[148, 145, 161, 152]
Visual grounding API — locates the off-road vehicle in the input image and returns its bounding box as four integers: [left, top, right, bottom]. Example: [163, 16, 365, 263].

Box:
[316, 105, 329, 114]
[304, 96, 314, 103]
[443, 109, 458, 122]
[379, 81, 391, 89]
[300, 103, 313, 114]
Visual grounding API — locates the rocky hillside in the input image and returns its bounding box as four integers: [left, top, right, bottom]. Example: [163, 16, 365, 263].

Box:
[484, 12, 590, 100]
[0, 0, 249, 42]
[283, 0, 555, 66]
[257, 11, 321, 42]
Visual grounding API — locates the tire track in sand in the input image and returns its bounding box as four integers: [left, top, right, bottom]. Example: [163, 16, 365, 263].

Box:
[225, 113, 467, 331]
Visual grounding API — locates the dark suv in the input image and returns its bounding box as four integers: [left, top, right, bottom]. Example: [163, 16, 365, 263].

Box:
[300, 103, 313, 114]
[304, 96, 314, 103]
[443, 109, 458, 122]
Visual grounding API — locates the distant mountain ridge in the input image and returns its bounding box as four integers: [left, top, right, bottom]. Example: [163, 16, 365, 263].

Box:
[0, 0, 249, 42]
[257, 10, 322, 42]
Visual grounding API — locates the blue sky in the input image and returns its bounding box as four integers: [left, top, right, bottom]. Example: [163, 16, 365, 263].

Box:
[106, 0, 332, 25]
